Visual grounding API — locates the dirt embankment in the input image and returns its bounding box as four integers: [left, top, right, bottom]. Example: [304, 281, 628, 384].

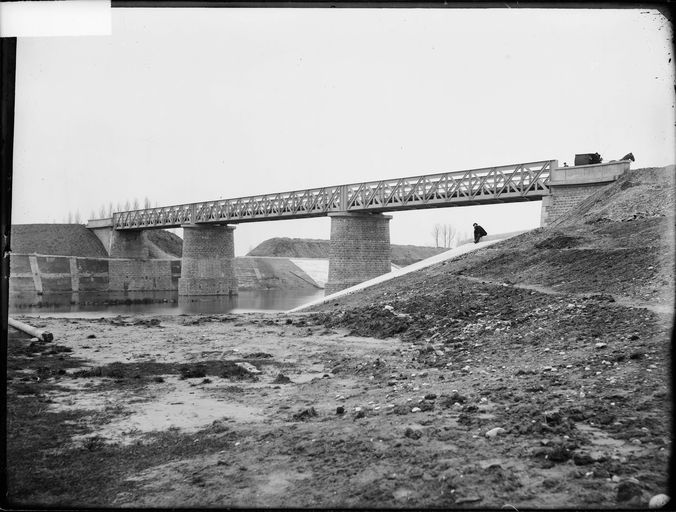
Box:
[10, 224, 184, 259]
[247, 237, 447, 266]
[145, 230, 183, 258]
[10, 224, 109, 257]
[5, 166, 674, 508]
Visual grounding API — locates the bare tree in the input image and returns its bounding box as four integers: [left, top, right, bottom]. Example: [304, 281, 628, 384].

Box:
[132, 197, 140, 210]
[432, 224, 442, 248]
[67, 211, 73, 223]
[74, 210, 82, 224]
[99, 205, 107, 218]
[434, 223, 458, 248]
[124, 200, 131, 211]
[443, 224, 457, 248]
[108, 203, 114, 217]
[144, 196, 152, 209]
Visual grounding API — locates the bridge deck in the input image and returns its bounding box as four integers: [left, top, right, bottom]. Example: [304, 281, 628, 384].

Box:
[111, 160, 556, 230]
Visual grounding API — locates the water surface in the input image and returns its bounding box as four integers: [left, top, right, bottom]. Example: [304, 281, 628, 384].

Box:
[9, 289, 325, 317]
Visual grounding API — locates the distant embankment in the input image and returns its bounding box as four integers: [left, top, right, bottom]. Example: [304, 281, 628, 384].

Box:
[10, 224, 183, 259]
[247, 237, 447, 266]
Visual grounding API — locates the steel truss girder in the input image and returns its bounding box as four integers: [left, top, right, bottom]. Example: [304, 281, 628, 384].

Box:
[112, 160, 554, 229]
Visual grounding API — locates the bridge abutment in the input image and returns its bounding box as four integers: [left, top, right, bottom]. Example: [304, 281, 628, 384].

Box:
[178, 224, 238, 296]
[325, 212, 392, 295]
[541, 161, 631, 226]
[109, 230, 150, 259]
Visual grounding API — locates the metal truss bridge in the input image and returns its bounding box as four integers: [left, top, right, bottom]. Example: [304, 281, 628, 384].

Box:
[113, 159, 556, 230]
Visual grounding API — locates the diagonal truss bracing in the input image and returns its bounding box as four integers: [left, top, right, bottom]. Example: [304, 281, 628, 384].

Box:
[112, 160, 555, 230]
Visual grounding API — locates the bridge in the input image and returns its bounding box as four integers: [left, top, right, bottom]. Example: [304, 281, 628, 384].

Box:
[87, 159, 631, 297]
[112, 160, 555, 230]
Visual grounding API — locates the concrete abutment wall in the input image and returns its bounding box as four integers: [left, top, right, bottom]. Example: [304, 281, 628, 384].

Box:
[325, 212, 392, 295]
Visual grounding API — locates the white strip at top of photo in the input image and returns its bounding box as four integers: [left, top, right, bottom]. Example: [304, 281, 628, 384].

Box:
[0, 0, 112, 38]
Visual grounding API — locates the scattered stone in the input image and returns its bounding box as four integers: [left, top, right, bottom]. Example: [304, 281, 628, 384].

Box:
[546, 446, 572, 463]
[573, 452, 594, 465]
[411, 407, 422, 413]
[594, 468, 611, 479]
[272, 373, 293, 384]
[235, 362, 261, 374]
[336, 406, 345, 415]
[292, 407, 317, 421]
[595, 343, 607, 349]
[86, 334, 96, 339]
[485, 427, 506, 438]
[617, 481, 642, 502]
[649, 494, 670, 509]
[455, 496, 482, 504]
[424, 393, 437, 400]
[244, 352, 273, 359]
[404, 427, 423, 439]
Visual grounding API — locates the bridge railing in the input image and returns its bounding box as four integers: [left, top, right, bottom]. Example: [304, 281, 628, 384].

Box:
[112, 160, 555, 229]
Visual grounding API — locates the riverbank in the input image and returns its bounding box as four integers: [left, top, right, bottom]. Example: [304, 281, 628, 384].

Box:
[7, 283, 671, 508]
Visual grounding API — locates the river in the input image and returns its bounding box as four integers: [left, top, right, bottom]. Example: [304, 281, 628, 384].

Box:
[8, 289, 325, 318]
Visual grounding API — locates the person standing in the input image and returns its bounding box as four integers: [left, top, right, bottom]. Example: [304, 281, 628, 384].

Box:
[473, 223, 487, 243]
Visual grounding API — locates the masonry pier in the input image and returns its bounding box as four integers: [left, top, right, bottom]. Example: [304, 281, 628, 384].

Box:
[325, 212, 392, 295]
[178, 224, 238, 296]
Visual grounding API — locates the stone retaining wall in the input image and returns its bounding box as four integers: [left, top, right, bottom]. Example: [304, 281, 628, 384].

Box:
[9, 254, 317, 294]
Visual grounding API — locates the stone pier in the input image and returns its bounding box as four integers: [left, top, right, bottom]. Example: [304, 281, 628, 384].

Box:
[325, 212, 392, 295]
[178, 224, 238, 296]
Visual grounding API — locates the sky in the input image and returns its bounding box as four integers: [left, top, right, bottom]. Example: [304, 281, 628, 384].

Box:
[11, 7, 675, 255]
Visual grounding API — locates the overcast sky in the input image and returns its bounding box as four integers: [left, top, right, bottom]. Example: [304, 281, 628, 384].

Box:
[11, 7, 675, 255]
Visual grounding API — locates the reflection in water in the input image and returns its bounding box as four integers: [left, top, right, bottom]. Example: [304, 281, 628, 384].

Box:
[9, 289, 325, 317]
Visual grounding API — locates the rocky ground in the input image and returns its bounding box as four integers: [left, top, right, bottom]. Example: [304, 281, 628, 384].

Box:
[5, 166, 674, 508]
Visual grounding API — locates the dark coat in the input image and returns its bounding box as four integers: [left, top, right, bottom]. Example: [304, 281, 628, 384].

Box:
[474, 225, 487, 237]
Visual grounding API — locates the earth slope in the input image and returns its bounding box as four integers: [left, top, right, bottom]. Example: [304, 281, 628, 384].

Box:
[10, 225, 183, 259]
[306, 166, 674, 506]
[10, 224, 108, 257]
[247, 238, 447, 266]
